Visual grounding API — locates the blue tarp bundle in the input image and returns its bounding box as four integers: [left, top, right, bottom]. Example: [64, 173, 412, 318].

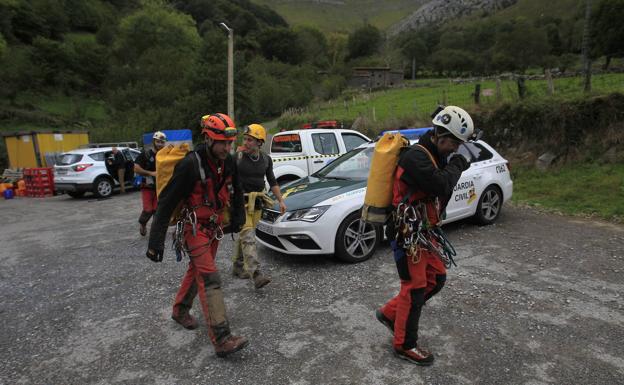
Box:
[378, 127, 433, 140]
[142, 129, 192, 146]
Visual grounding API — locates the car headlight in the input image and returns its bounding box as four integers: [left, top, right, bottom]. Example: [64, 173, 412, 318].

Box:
[283, 206, 330, 222]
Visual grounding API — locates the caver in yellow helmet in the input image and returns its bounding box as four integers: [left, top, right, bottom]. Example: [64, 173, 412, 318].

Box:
[243, 123, 267, 143]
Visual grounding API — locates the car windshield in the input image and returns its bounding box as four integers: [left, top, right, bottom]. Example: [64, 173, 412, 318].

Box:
[314, 147, 373, 180]
[57, 154, 83, 165]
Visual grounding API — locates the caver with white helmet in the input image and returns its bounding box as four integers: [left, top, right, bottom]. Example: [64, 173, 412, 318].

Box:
[377, 104, 474, 366]
[432, 105, 474, 143]
[135, 130, 168, 236]
[152, 131, 167, 152]
[153, 131, 167, 142]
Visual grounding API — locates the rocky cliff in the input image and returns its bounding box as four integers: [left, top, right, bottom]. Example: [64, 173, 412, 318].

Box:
[389, 0, 517, 35]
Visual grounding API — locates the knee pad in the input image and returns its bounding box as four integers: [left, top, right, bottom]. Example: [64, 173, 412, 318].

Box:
[201, 272, 222, 290]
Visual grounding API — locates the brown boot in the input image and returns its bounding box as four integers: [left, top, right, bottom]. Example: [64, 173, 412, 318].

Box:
[232, 263, 251, 279]
[171, 311, 199, 330]
[215, 334, 249, 357]
[253, 271, 271, 289]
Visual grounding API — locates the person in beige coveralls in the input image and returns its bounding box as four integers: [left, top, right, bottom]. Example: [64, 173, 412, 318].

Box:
[232, 123, 287, 289]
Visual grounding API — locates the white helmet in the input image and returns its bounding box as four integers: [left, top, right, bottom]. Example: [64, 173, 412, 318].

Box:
[153, 131, 167, 141]
[432, 106, 474, 142]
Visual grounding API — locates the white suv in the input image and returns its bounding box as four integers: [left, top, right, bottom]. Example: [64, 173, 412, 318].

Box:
[54, 147, 140, 198]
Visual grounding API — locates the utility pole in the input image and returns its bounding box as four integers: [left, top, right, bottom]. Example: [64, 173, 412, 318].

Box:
[220, 22, 234, 119]
[581, 0, 592, 93]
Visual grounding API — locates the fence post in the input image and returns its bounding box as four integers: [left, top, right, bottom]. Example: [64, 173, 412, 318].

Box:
[474, 83, 481, 104]
[545, 69, 555, 95]
[496, 78, 502, 102]
[517, 76, 527, 99]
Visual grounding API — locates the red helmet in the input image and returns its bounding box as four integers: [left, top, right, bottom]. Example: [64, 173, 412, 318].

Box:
[200, 113, 237, 141]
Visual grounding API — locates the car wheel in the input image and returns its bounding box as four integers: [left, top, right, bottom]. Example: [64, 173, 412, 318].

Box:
[67, 191, 85, 198]
[474, 185, 503, 225]
[335, 211, 382, 263]
[93, 176, 113, 198]
[277, 176, 298, 187]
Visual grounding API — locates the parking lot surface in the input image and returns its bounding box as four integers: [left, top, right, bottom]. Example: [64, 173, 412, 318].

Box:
[1, 193, 623, 385]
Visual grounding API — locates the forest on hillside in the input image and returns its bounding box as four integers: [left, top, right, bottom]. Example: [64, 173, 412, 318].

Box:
[0, 0, 622, 144]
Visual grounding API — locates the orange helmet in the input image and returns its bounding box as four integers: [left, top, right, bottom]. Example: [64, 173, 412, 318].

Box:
[200, 113, 237, 141]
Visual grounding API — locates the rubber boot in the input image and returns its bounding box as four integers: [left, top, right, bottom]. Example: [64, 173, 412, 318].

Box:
[172, 281, 198, 330]
[201, 282, 248, 357]
[215, 334, 249, 358]
[232, 262, 251, 279]
[253, 271, 271, 289]
[171, 311, 199, 330]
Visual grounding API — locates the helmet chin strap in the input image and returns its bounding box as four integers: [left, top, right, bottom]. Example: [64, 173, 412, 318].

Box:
[204, 136, 217, 160]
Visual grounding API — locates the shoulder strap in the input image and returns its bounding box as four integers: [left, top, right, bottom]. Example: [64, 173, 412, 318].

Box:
[193, 152, 212, 205]
[413, 144, 439, 169]
[399, 144, 439, 205]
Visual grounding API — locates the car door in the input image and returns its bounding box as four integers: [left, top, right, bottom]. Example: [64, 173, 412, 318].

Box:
[121, 149, 135, 182]
[307, 132, 340, 174]
[444, 145, 479, 220]
[445, 142, 499, 220]
[340, 132, 369, 152]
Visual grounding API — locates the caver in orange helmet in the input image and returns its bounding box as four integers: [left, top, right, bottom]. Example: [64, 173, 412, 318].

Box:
[200, 113, 237, 141]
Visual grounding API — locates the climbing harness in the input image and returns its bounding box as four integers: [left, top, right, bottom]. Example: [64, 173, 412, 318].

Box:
[171, 152, 226, 262]
[394, 199, 457, 268]
[172, 207, 224, 262]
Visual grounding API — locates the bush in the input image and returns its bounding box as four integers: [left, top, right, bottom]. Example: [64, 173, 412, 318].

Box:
[472, 92, 624, 158]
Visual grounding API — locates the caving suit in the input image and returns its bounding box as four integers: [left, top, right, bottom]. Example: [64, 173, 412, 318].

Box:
[148, 144, 245, 346]
[379, 131, 469, 350]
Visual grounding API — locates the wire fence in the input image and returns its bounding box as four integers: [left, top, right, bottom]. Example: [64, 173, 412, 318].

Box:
[286, 73, 624, 126]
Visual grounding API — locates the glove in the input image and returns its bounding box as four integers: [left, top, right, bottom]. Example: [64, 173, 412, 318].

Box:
[146, 248, 164, 263]
[449, 153, 470, 171]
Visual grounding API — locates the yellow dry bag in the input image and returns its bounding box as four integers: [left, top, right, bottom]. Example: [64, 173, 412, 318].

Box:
[156, 143, 191, 198]
[361, 133, 409, 224]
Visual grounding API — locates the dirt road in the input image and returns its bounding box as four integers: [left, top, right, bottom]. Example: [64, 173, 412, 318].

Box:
[1, 193, 622, 384]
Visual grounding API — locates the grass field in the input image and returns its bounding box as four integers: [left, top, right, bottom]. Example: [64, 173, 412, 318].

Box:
[295, 73, 624, 126]
[512, 163, 624, 222]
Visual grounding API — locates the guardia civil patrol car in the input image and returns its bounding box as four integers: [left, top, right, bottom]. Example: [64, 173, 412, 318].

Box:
[256, 129, 513, 263]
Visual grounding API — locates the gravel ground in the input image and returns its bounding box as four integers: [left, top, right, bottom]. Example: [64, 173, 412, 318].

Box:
[0, 192, 623, 385]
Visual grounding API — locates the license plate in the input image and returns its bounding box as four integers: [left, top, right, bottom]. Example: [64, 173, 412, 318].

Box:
[56, 168, 68, 175]
[256, 222, 274, 235]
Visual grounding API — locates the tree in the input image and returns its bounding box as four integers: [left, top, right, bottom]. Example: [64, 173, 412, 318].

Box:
[397, 31, 427, 79]
[0, 46, 38, 104]
[295, 25, 329, 68]
[257, 27, 303, 65]
[491, 18, 551, 72]
[0, 32, 6, 58]
[347, 24, 381, 60]
[327, 32, 348, 70]
[428, 48, 477, 76]
[592, 0, 624, 69]
[108, 5, 201, 130]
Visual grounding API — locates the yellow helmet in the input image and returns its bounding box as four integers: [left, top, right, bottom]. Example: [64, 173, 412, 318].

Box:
[243, 123, 266, 142]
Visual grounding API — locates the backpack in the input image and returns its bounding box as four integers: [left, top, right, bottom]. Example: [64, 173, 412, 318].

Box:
[361, 133, 409, 224]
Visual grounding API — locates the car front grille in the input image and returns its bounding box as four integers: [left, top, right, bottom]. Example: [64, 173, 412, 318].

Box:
[255, 228, 285, 250]
[261, 209, 280, 224]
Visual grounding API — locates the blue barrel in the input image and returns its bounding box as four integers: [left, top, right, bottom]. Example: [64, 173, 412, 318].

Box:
[4, 188, 14, 199]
